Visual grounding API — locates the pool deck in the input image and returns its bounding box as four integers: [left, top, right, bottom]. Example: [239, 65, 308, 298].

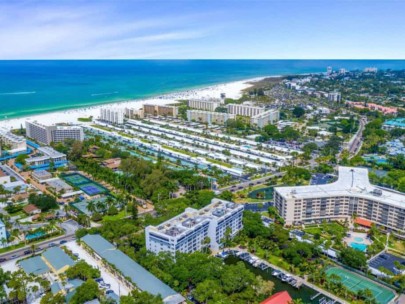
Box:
[344, 232, 372, 247]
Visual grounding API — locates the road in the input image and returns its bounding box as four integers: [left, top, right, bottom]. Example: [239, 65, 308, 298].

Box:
[0, 233, 76, 262]
[219, 172, 285, 192]
[347, 116, 367, 157]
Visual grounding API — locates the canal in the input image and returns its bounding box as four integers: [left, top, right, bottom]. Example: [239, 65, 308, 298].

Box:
[225, 256, 339, 304]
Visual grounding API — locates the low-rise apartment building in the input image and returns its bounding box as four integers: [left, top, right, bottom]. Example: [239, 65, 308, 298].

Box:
[274, 167, 405, 236]
[145, 199, 244, 255]
[0, 128, 27, 154]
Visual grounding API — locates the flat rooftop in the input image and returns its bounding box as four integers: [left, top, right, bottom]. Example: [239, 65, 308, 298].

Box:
[81, 234, 184, 304]
[149, 199, 242, 238]
[275, 166, 405, 209]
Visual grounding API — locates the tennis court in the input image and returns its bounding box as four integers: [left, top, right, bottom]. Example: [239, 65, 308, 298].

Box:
[61, 173, 108, 196]
[326, 267, 395, 304]
[63, 174, 89, 186]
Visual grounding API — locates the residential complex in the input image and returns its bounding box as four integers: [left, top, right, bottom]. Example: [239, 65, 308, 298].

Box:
[99, 108, 125, 124]
[186, 110, 235, 125]
[143, 104, 179, 117]
[188, 99, 221, 111]
[0, 128, 27, 154]
[25, 121, 84, 145]
[274, 167, 405, 235]
[227, 103, 264, 117]
[0, 164, 28, 193]
[145, 199, 244, 255]
[250, 109, 280, 128]
[25, 146, 67, 169]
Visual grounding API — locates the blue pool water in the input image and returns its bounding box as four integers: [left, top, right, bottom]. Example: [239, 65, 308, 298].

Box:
[350, 242, 367, 252]
[25, 231, 45, 241]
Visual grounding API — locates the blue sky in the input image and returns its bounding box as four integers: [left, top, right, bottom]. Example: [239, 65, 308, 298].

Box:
[0, 0, 404, 59]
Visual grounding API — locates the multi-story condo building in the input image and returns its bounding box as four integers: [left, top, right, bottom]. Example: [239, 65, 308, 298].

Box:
[328, 91, 342, 102]
[227, 103, 265, 117]
[186, 110, 235, 125]
[143, 104, 179, 117]
[145, 199, 244, 255]
[52, 126, 84, 143]
[25, 121, 84, 145]
[188, 100, 221, 111]
[0, 128, 27, 154]
[274, 167, 405, 236]
[250, 110, 280, 128]
[100, 108, 125, 124]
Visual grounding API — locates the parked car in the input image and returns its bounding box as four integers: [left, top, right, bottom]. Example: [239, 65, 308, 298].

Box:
[0, 258, 6, 263]
[59, 240, 67, 244]
[24, 250, 32, 255]
[48, 243, 56, 247]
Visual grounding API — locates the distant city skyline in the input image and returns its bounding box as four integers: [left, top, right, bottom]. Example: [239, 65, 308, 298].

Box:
[0, 0, 404, 59]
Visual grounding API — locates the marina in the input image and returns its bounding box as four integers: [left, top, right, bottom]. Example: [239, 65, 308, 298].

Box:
[219, 249, 342, 304]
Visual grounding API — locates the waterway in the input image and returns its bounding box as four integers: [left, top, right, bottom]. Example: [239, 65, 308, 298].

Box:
[225, 256, 339, 304]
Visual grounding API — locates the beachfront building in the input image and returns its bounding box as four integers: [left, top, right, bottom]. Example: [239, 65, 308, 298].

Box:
[25, 146, 67, 169]
[186, 110, 235, 125]
[250, 109, 280, 128]
[99, 108, 124, 125]
[274, 167, 405, 236]
[328, 91, 342, 102]
[143, 104, 179, 117]
[81, 234, 185, 304]
[0, 128, 27, 154]
[145, 199, 244, 255]
[227, 103, 264, 117]
[188, 99, 221, 111]
[25, 121, 84, 145]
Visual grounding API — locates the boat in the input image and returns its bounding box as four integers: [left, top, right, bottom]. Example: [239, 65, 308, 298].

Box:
[272, 270, 281, 276]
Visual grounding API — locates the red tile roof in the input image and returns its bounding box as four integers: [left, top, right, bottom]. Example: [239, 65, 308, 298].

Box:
[261, 291, 293, 304]
[355, 217, 372, 228]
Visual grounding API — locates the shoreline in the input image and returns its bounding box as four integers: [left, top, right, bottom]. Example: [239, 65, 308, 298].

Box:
[0, 76, 270, 130]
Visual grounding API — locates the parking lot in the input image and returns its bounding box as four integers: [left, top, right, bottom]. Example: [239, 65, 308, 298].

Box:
[65, 241, 130, 296]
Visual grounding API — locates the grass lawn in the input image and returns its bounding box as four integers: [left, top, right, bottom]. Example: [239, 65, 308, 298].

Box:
[304, 226, 323, 235]
[102, 210, 128, 222]
[389, 238, 405, 253]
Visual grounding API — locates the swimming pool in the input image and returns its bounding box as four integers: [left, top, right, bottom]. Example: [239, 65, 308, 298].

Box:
[354, 237, 364, 242]
[350, 242, 367, 252]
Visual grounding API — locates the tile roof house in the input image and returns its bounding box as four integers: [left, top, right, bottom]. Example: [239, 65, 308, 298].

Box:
[260, 291, 293, 304]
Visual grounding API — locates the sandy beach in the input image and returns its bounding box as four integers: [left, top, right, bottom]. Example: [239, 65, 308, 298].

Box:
[0, 77, 265, 130]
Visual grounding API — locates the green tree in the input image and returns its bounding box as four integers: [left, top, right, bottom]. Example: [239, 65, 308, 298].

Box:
[69, 279, 99, 304]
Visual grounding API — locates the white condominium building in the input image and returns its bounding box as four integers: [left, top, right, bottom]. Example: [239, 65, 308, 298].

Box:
[145, 199, 244, 255]
[188, 100, 221, 111]
[250, 110, 280, 128]
[227, 103, 265, 117]
[186, 110, 235, 125]
[25, 121, 84, 145]
[328, 92, 342, 102]
[0, 128, 27, 153]
[100, 108, 125, 124]
[274, 167, 405, 235]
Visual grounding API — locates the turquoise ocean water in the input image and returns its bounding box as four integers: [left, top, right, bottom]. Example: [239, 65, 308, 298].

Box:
[1, 60, 405, 120]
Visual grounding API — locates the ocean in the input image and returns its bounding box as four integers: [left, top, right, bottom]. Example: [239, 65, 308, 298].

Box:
[1, 60, 405, 120]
